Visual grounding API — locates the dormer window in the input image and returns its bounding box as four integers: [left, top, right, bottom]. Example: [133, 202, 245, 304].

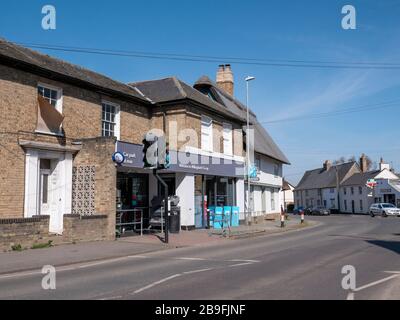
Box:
[198, 87, 217, 102]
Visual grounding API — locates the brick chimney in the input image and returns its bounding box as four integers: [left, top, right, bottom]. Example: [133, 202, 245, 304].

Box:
[359, 154, 368, 173]
[323, 160, 332, 171]
[216, 64, 234, 96]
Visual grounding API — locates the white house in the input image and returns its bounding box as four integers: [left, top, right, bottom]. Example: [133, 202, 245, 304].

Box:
[341, 164, 399, 214]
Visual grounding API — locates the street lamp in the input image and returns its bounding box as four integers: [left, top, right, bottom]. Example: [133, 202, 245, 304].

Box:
[245, 76, 255, 224]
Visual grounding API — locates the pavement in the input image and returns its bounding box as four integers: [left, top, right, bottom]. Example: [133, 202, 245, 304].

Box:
[0, 215, 398, 300]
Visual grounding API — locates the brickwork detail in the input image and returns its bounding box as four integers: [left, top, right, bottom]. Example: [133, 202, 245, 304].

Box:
[72, 166, 96, 216]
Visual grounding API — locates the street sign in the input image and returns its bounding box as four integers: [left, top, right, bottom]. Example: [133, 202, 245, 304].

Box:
[366, 179, 377, 189]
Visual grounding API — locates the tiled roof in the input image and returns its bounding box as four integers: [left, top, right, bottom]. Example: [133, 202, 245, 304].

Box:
[296, 162, 357, 190]
[130, 77, 247, 123]
[194, 76, 290, 164]
[0, 39, 150, 103]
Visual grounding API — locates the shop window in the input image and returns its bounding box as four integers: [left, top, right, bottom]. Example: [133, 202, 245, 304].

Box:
[360, 200, 363, 212]
[102, 101, 120, 140]
[116, 173, 149, 210]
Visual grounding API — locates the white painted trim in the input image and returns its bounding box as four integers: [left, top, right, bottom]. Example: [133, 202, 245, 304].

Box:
[102, 100, 121, 141]
[37, 82, 63, 113]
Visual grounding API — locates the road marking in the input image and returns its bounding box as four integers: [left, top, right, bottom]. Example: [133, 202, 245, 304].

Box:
[228, 259, 260, 263]
[384, 271, 400, 274]
[347, 292, 355, 300]
[354, 274, 400, 292]
[228, 262, 254, 268]
[98, 295, 123, 301]
[0, 270, 41, 280]
[176, 257, 206, 261]
[183, 268, 214, 275]
[131, 274, 182, 295]
[77, 257, 131, 269]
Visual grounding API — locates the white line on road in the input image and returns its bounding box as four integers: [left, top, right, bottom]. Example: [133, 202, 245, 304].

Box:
[228, 262, 254, 268]
[98, 296, 123, 301]
[228, 259, 260, 263]
[131, 274, 182, 295]
[347, 292, 355, 300]
[176, 257, 206, 261]
[354, 274, 400, 292]
[183, 268, 214, 275]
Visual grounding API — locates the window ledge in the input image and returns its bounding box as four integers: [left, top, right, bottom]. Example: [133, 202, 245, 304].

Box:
[35, 130, 65, 137]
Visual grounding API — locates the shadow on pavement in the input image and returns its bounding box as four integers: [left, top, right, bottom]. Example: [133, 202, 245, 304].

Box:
[367, 240, 400, 255]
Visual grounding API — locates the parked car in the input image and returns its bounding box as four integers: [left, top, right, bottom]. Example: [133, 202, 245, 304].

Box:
[304, 207, 314, 215]
[369, 203, 400, 217]
[293, 207, 304, 215]
[310, 206, 330, 216]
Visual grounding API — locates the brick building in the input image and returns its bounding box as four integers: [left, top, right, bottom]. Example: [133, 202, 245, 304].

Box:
[0, 39, 289, 249]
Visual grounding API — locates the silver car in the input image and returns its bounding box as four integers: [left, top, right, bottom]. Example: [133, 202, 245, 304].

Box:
[369, 203, 400, 217]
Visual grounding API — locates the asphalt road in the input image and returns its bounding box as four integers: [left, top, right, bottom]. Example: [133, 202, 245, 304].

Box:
[0, 215, 399, 300]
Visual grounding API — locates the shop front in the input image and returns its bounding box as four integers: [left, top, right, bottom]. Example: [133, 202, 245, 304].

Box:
[115, 141, 245, 231]
[374, 179, 400, 208]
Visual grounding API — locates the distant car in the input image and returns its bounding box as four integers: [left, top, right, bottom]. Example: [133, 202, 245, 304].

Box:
[369, 203, 400, 217]
[304, 207, 314, 215]
[293, 207, 304, 215]
[311, 206, 330, 216]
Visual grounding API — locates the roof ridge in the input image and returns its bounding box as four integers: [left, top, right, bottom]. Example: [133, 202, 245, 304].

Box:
[172, 77, 188, 99]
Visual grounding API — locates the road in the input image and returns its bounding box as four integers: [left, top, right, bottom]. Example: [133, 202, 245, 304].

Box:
[0, 215, 399, 300]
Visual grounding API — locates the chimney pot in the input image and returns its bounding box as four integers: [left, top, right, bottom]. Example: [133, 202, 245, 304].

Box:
[323, 160, 332, 171]
[216, 64, 234, 96]
[360, 154, 368, 173]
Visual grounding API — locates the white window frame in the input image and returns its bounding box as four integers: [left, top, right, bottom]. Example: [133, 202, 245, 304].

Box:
[37, 83, 63, 113]
[101, 100, 120, 140]
[201, 115, 213, 152]
[222, 122, 233, 156]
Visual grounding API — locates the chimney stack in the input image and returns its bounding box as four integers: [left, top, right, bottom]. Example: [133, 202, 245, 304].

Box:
[323, 160, 332, 171]
[216, 64, 234, 96]
[379, 157, 390, 171]
[360, 154, 368, 173]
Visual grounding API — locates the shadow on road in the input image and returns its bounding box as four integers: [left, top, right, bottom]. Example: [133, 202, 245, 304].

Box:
[367, 240, 400, 255]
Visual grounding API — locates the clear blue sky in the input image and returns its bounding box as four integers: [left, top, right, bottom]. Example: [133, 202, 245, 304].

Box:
[1, 0, 400, 184]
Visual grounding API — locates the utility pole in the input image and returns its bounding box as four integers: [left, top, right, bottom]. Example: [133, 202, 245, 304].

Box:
[154, 169, 169, 244]
[245, 76, 255, 224]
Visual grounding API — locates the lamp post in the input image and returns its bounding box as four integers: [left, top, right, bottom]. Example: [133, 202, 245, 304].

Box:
[245, 76, 255, 224]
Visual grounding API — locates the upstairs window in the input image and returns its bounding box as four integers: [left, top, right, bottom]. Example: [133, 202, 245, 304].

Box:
[201, 115, 213, 152]
[274, 164, 279, 178]
[223, 123, 233, 156]
[359, 186, 362, 195]
[102, 101, 120, 140]
[38, 84, 62, 111]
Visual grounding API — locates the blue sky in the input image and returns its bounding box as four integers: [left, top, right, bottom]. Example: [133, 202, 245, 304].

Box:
[1, 0, 400, 184]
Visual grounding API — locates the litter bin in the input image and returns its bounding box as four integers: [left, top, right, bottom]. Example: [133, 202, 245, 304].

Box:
[169, 206, 181, 234]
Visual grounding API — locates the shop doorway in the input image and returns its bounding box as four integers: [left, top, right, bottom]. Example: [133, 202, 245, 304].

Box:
[157, 175, 176, 198]
[384, 194, 396, 205]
